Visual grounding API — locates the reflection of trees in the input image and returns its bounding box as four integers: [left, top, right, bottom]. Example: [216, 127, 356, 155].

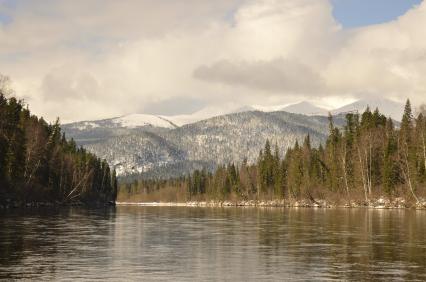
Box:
[0, 208, 117, 280]
[250, 208, 426, 280]
[0, 214, 26, 272]
[0, 207, 425, 280]
[115, 207, 426, 280]
[113, 207, 426, 280]
[0, 210, 63, 279]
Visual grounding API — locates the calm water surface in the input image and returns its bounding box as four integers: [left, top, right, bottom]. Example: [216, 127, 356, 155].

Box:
[0, 206, 425, 281]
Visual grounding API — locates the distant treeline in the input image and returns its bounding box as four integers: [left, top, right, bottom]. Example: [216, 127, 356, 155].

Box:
[119, 100, 426, 204]
[0, 77, 117, 206]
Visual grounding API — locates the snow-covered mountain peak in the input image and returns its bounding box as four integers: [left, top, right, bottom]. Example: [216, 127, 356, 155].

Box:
[280, 101, 329, 116]
[332, 98, 404, 120]
[113, 114, 177, 129]
[63, 110, 346, 177]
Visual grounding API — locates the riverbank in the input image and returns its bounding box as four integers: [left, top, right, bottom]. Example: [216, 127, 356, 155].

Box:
[0, 200, 116, 209]
[117, 197, 426, 209]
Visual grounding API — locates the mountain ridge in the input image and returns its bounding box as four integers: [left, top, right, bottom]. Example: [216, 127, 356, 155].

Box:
[65, 98, 404, 130]
[62, 97, 405, 178]
[63, 110, 346, 177]
[332, 98, 404, 120]
[280, 101, 329, 116]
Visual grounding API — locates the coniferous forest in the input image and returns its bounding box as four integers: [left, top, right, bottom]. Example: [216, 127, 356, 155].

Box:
[119, 100, 426, 207]
[0, 78, 117, 207]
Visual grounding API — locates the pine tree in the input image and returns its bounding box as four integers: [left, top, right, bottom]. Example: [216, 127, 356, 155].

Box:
[401, 99, 413, 135]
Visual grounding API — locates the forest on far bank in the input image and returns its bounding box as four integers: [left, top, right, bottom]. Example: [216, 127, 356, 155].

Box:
[119, 100, 426, 206]
[0, 75, 117, 207]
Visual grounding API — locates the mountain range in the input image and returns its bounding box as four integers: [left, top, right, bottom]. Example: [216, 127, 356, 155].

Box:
[331, 98, 404, 118]
[62, 98, 404, 178]
[280, 98, 405, 119]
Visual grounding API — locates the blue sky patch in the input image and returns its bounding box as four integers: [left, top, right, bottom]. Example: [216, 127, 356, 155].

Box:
[331, 0, 422, 28]
[0, 13, 12, 25]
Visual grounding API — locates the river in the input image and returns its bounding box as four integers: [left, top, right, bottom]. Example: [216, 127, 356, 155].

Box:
[0, 206, 425, 281]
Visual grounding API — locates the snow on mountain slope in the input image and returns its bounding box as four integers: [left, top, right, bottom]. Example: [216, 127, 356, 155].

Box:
[332, 98, 404, 120]
[161, 113, 201, 127]
[65, 98, 405, 134]
[63, 110, 345, 178]
[62, 114, 178, 146]
[71, 121, 101, 130]
[162, 105, 253, 126]
[113, 114, 178, 129]
[62, 98, 408, 178]
[281, 101, 329, 116]
[64, 114, 177, 131]
[163, 111, 339, 167]
[85, 131, 186, 176]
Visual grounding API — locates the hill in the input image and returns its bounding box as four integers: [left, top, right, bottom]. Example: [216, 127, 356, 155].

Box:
[63, 111, 345, 178]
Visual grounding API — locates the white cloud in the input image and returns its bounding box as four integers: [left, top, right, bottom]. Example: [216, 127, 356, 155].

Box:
[194, 58, 325, 93]
[0, 0, 425, 122]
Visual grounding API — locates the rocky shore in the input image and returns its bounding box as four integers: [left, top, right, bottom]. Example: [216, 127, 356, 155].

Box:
[117, 197, 426, 209]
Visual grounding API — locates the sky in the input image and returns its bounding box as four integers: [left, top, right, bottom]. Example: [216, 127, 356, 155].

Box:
[0, 0, 425, 122]
[332, 0, 422, 27]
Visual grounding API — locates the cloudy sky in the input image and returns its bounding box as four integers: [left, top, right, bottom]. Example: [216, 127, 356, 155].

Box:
[0, 0, 425, 122]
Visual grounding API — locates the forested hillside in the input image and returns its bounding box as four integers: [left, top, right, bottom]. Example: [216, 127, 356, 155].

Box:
[64, 110, 345, 177]
[0, 79, 117, 207]
[119, 101, 426, 207]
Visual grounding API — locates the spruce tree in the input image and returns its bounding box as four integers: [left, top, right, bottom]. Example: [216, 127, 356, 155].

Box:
[383, 118, 398, 195]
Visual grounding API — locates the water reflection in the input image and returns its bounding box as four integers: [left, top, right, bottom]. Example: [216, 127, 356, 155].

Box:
[0, 207, 425, 281]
